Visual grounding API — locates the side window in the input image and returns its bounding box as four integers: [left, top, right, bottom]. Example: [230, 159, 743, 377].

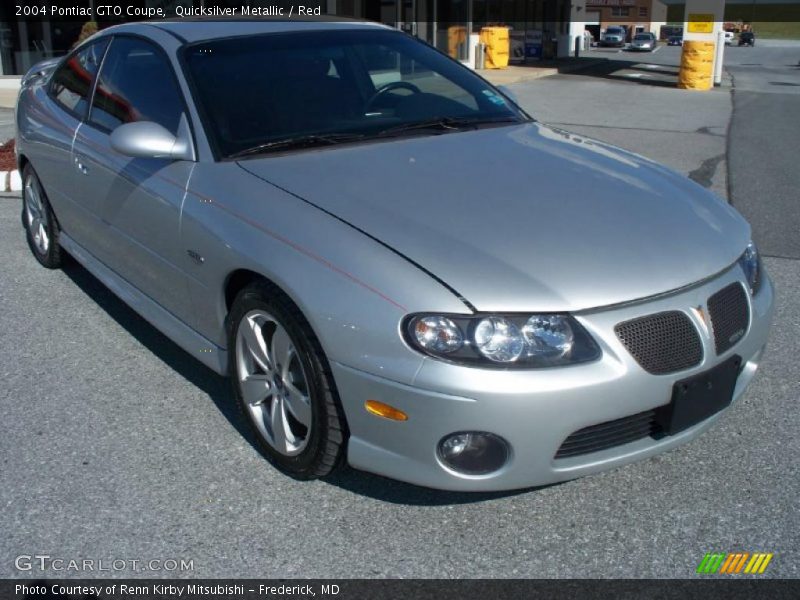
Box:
[89, 37, 184, 135]
[49, 39, 109, 118]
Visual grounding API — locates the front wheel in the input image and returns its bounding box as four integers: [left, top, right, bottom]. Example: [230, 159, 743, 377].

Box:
[228, 281, 347, 479]
[22, 164, 62, 269]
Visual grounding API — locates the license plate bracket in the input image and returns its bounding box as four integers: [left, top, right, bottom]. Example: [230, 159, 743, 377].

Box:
[655, 355, 742, 436]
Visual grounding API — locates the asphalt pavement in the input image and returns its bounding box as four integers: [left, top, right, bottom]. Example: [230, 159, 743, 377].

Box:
[725, 43, 800, 260]
[1, 43, 799, 579]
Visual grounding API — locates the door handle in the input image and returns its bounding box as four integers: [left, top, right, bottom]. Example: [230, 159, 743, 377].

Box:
[74, 156, 89, 175]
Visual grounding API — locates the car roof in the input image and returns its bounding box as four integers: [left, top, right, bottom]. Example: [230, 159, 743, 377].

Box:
[102, 17, 389, 44]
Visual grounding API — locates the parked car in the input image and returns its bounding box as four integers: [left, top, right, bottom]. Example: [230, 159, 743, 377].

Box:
[739, 31, 756, 46]
[600, 26, 627, 47]
[724, 31, 735, 45]
[16, 19, 774, 492]
[630, 32, 657, 52]
[667, 35, 683, 46]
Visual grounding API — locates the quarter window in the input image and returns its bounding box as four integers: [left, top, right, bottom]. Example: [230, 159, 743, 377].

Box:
[89, 37, 184, 135]
[49, 39, 109, 118]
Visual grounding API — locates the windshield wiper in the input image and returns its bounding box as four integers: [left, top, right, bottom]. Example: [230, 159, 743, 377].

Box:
[227, 116, 521, 159]
[228, 132, 366, 159]
[377, 115, 520, 137]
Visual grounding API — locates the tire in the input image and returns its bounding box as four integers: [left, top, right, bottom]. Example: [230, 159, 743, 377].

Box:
[227, 281, 347, 479]
[22, 164, 62, 269]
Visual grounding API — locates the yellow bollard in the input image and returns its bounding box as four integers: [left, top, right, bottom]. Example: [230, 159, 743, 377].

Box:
[480, 27, 510, 69]
[678, 41, 715, 90]
[447, 26, 467, 60]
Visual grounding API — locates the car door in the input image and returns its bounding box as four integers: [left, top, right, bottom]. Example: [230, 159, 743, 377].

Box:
[32, 38, 109, 250]
[72, 35, 197, 327]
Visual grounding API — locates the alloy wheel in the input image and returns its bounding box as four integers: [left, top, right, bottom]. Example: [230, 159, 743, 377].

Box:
[235, 309, 313, 456]
[24, 174, 49, 254]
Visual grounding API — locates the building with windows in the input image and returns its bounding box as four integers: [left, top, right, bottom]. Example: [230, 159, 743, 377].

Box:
[0, 0, 579, 76]
[583, 0, 667, 42]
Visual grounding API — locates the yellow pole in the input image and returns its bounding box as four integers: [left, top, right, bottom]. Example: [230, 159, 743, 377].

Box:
[679, 0, 725, 90]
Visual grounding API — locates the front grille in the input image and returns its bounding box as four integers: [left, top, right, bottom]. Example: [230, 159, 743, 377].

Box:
[708, 283, 749, 355]
[615, 311, 703, 375]
[555, 410, 662, 459]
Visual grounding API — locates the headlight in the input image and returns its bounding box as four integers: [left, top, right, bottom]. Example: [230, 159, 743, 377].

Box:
[404, 313, 600, 368]
[522, 315, 574, 359]
[413, 316, 463, 354]
[474, 316, 524, 362]
[738, 240, 761, 294]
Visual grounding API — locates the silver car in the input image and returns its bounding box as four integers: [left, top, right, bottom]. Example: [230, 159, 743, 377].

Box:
[16, 19, 773, 491]
[630, 33, 657, 52]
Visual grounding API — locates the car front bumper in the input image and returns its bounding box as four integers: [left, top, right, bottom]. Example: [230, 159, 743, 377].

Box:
[333, 264, 774, 491]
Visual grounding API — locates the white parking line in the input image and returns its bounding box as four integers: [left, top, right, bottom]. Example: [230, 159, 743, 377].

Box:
[652, 46, 661, 54]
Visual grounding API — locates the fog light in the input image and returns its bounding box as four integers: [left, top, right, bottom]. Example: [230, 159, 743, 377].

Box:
[437, 432, 510, 475]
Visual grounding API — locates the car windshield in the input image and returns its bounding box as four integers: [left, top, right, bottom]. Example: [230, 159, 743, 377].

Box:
[183, 29, 528, 159]
[634, 35, 650, 40]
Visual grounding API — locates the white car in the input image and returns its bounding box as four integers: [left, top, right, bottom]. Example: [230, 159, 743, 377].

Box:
[724, 31, 734, 45]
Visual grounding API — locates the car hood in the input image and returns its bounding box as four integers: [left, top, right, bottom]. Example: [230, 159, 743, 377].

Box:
[239, 122, 749, 312]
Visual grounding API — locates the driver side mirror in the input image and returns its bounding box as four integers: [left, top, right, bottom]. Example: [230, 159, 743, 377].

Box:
[110, 114, 195, 161]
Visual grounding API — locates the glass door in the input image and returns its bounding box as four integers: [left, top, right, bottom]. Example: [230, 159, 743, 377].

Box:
[366, 0, 436, 46]
[397, 0, 417, 36]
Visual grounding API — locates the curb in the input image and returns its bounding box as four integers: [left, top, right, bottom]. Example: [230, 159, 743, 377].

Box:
[0, 169, 21, 192]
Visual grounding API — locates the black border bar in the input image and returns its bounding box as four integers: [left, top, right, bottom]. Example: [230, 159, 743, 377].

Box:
[3, 579, 800, 600]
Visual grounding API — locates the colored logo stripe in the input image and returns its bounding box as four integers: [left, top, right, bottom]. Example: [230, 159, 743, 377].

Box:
[697, 553, 725, 574]
[697, 552, 773, 574]
[719, 553, 748, 573]
[745, 553, 773, 574]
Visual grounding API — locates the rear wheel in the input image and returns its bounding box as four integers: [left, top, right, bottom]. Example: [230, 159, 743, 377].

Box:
[228, 281, 347, 479]
[22, 165, 62, 269]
